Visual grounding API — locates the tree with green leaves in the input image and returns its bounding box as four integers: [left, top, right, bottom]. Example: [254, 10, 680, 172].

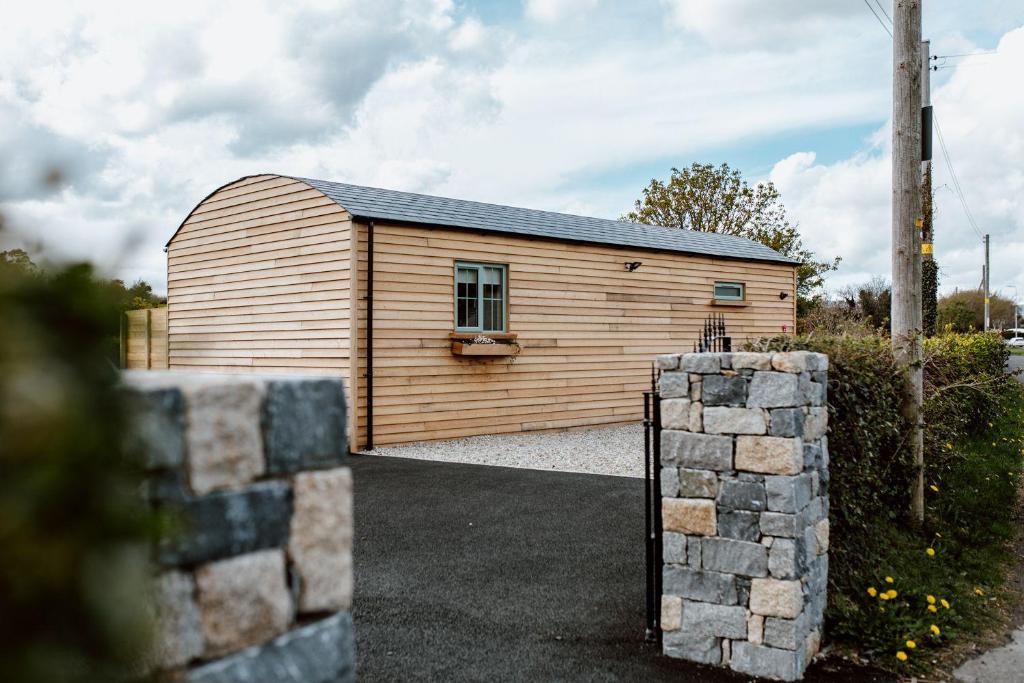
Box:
[623, 163, 839, 316]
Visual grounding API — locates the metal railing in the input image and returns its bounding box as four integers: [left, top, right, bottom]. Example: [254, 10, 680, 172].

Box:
[694, 313, 731, 353]
[643, 364, 662, 643]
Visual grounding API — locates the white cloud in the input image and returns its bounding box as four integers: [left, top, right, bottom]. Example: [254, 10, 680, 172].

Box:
[771, 26, 1024, 296]
[0, 0, 1021, 300]
[524, 0, 599, 25]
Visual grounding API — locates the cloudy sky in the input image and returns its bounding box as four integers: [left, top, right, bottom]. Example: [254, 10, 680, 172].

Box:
[2, 0, 1022, 298]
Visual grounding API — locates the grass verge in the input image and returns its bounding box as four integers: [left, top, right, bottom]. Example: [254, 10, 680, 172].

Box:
[828, 386, 1024, 674]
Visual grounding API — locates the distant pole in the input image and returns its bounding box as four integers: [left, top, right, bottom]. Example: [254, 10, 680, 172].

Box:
[984, 234, 991, 330]
[892, 0, 924, 523]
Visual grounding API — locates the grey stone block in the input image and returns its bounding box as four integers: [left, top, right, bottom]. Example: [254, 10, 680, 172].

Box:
[803, 442, 821, 468]
[663, 632, 721, 665]
[157, 481, 293, 567]
[152, 570, 203, 669]
[701, 538, 768, 578]
[124, 387, 186, 470]
[661, 431, 733, 470]
[768, 538, 806, 579]
[701, 375, 747, 407]
[263, 380, 348, 474]
[736, 577, 752, 606]
[747, 372, 801, 408]
[186, 612, 355, 683]
[703, 407, 766, 435]
[664, 532, 687, 564]
[678, 468, 718, 498]
[760, 511, 800, 538]
[731, 641, 805, 681]
[663, 566, 737, 604]
[682, 354, 721, 374]
[803, 407, 828, 441]
[660, 372, 689, 398]
[765, 474, 813, 514]
[656, 354, 680, 371]
[718, 510, 760, 542]
[718, 479, 767, 512]
[769, 409, 804, 438]
[660, 467, 680, 497]
[687, 537, 702, 567]
[764, 613, 810, 651]
[799, 373, 824, 406]
[680, 601, 748, 639]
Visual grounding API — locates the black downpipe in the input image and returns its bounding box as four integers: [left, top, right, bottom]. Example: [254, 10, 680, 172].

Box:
[365, 220, 375, 451]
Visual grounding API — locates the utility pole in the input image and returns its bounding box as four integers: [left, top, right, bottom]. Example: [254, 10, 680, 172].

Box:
[984, 234, 991, 330]
[892, 1, 924, 522]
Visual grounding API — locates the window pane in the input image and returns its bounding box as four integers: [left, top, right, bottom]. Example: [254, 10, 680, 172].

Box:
[465, 297, 478, 328]
[714, 282, 744, 300]
[457, 266, 480, 329]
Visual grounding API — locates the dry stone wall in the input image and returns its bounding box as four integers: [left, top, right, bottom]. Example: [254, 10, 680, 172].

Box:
[123, 372, 354, 683]
[656, 351, 829, 682]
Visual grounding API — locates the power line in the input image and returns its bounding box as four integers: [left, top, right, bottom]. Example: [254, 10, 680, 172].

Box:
[933, 113, 984, 241]
[931, 50, 996, 60]
[873, 0, 892, 25]
[862, 0, 892, 37]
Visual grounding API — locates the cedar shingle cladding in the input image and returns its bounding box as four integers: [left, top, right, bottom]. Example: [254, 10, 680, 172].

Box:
[167, 174, 797, 449]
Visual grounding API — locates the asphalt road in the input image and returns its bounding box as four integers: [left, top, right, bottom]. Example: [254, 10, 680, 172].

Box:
[349, 455, 891, 682]
[1007, 353, 1024, 381]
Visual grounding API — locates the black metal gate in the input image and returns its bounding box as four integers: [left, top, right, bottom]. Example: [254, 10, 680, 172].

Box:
[643, 366, 662, 643]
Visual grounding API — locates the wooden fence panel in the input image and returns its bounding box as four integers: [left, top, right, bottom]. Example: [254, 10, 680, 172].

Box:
[123, 308, 168, 369]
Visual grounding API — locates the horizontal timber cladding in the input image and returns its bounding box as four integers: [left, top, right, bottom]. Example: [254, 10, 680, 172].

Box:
[166, 175, 353, 381]
[351, 221, 796, 449]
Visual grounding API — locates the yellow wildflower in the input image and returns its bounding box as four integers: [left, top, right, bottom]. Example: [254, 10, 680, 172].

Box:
[879, 592, 891, 601]
[926, 595, 936, 604]
[928, 604, 938, 613]
[867, 587, 878, 597]
[988, 422, 993, 427]
[885, 576, 894, 584]
[945, 442, 953, 450]
[941, 599, 951, 609]
[926, 548, 936, 557]
[886, 589, 898, 599]
[930, 484, 939, 492]
[906, 640, 916, 649]
[931, 624, 941, 636]
[975, 587, 986, 596]
[896, 651, 908, 662]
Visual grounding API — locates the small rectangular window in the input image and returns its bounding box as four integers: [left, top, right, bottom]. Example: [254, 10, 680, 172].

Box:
[714, 281, 745, 301]
[455, 262, 507, 332]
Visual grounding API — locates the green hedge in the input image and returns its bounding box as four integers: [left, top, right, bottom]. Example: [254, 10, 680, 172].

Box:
[0, 261, 160, 682]
[749, 332, 1020, 669]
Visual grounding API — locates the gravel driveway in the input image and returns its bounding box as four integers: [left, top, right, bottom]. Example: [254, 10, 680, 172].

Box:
[361, 423, 645, 477]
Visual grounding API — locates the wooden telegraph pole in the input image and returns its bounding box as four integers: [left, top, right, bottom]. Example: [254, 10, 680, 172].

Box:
[892, 1, 924, 522]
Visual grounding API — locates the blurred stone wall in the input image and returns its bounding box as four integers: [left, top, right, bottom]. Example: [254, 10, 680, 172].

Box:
[123, 372, 354, 682]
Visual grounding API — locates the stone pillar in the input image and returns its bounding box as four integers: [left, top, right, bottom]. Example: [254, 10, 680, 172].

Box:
[123, 372, 355, 683]
[656, 352, 828, 682]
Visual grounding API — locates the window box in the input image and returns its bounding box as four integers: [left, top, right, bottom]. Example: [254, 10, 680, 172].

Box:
[450, 332, 521, 357]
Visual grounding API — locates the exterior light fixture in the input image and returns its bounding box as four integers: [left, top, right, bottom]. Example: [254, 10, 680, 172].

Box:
[779, 291, 789, 300]
[624, 261, 642, 272]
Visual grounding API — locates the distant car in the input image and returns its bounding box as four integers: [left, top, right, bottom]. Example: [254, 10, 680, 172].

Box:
[1007, 337, 1024, 347]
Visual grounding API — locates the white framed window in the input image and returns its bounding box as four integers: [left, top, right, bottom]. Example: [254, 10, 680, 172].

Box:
[455, 261, 507, 332]
[713, 281, 745, 301]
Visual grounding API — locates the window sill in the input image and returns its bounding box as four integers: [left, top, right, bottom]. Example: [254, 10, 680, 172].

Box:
[449, 332, 518, 342]
[710, 299, 750, 307]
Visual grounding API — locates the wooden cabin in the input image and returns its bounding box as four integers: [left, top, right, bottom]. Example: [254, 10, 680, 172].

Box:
[165, 174, 798, 450]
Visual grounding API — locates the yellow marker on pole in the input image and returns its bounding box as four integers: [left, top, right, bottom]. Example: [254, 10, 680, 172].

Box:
[922, 243, 933, 255]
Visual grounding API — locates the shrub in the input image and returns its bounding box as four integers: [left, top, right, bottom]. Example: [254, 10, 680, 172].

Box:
[747, 332, 1021, 669]
[0, 259, 160, 681]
